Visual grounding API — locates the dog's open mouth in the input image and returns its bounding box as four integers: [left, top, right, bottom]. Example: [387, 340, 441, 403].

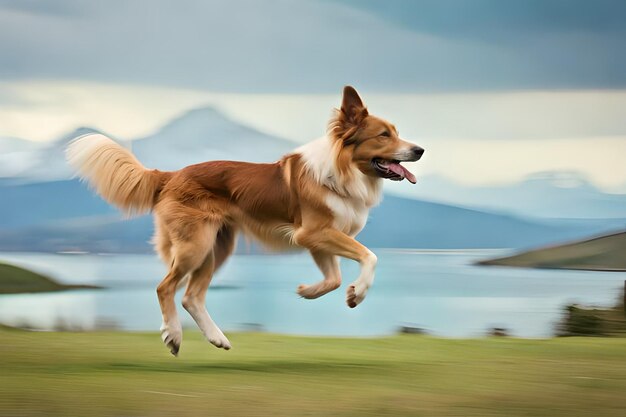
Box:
[371, 158, 417, 184]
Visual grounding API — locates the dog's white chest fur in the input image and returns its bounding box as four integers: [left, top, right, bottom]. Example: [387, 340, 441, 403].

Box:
[296, 136, 382, 237]
[326, 193, 370, 236]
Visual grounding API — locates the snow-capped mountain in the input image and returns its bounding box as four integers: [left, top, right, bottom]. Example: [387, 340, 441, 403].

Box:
[2, 105, 624, 221]
[131, 106, 296, 171]
[0, 136, 44, 179]
[18, 127, 103, 181]
[0, 137, 41, 153]
[1, 108, 624, 252]
[3, 106, 297, 182]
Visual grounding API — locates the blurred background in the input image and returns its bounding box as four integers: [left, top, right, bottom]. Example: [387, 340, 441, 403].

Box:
[0, 0, 625, 337]
[2, 1, 626, 416]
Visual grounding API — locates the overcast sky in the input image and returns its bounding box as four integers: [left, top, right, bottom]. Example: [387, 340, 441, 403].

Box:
[0, 0, 625, 189]
[1, 0, 625, 92]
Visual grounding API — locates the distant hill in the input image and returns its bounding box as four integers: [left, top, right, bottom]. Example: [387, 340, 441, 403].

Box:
[0, 128, 102, 181]
[3, 105, 625, 222]
[477, 231, 626, 271]
[25, 127, 103, 180]
[2, 107, 295, 183]
[0, 136, 40, 153]
[360, 195, 625, 249]
[0, 136, 44, 179]
[392, 171, 626, 219]
[132, 106, 296, 170]
[0, 181, 623, 253]
[0, 261, 100, 294]
[1, 105, 625, 251]
[0, 180, 116, 230]
[0, 215, 154, 254]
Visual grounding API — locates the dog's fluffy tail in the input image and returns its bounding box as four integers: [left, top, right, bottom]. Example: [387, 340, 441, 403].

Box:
[66, 133, 170, 216]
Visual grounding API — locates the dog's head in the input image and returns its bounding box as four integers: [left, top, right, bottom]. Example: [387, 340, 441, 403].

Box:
[329, 86, 424, 184]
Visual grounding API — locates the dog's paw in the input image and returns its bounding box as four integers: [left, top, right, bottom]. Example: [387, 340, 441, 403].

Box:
[297, 283, 318, 299]
[206, 329, 232, 350]
[346, 282, 368, 308]
[160, 324, 183, 356]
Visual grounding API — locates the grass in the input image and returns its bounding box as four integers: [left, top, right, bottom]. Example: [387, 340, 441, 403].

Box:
[0, 262, 100, 294]
[1, 329, 626, 416]
[478, 230, 626, 271]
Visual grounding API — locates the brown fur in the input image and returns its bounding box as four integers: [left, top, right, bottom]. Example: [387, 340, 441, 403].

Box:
[66, 86, 423, 354]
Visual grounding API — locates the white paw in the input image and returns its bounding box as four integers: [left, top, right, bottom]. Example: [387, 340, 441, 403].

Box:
[346, 281, 368, 308]
[205, 327, 231, 350]
[160, 323, 183, 356]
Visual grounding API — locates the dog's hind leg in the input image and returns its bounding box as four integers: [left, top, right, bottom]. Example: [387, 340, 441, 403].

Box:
[182, 225, 236, 350]
[156, 221, 216, 356]
[297, 250, 341, 299]
[213, 224, 237, 274]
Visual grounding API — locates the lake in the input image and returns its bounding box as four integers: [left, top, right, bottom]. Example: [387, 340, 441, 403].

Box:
[0, 250, 624, 338]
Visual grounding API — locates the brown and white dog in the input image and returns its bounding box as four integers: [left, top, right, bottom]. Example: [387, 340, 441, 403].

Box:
[66, 86, 424, 355]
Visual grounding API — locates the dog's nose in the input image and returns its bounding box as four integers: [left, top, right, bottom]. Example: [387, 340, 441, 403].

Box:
[411, 146, 425, 160]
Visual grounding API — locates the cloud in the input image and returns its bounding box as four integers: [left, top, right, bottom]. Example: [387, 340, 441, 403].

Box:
[4, 81, 626, 142]
[1, 80, 625, 190]
[0, 0, 86, 17]
[329, 0, 626, 40]
[0, 81, 214, 141]
[388, 136, 626, 190]
[0, 0, 623, 92]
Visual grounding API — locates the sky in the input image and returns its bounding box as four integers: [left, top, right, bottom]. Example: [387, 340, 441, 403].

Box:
[0, 0, 625, 190]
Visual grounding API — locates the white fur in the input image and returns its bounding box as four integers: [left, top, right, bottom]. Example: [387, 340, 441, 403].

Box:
[296, 135, 383, 206]
[66, 133, 159, 216]
[182, 295, 231, 349]
[297, 135, 382, 238]
[325, 193, 369, 237]
[349, 249, 377, 306]
[295, 136, 336, 185]
[297, 135, 382, 307]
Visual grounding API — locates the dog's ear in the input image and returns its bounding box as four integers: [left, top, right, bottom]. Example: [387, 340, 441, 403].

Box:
[328, 86, 369, 144]
[341, 86, 368, 126]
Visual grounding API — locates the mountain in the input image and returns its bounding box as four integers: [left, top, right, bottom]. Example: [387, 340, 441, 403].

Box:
[0, 128, 102, 182]
[131, 106, 296, 171]
[0, 181, 622, 253]
[0, 137, 40, 153]
[477, 231, 626, 271]
[392, 171, 626, 219]
[25, 127, 102, 180]
[359, 195, 624, 249]
[2, 106, 296, 183]
[0, 180, 116, 230]
[0, 136, 43, 179]
[0, 214, 153, 254]
[4, 105, 624, 221]
[1, 105, 624, 252]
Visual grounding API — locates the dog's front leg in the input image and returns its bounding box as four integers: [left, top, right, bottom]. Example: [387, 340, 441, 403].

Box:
[297, 250, 341, 299]
[294, 228, 377, 308]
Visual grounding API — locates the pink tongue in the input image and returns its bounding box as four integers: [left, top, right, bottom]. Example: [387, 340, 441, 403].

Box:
[388, 162, 417, 184]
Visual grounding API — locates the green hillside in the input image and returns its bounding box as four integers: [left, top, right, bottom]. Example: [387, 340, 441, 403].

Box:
[477, 231, 626, 271]
[0, 262, 99, 294]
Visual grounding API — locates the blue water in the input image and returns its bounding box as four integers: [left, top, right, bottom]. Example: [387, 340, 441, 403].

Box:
[0, 250, 624, 337]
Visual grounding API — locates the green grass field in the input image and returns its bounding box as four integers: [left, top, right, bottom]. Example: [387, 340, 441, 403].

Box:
[2, 329, 625, 416]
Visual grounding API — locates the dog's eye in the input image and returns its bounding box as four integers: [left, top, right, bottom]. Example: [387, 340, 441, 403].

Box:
[380, 131, 391, 137]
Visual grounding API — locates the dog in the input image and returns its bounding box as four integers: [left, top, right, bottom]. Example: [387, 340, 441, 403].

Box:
[66, 86, 424, 355]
